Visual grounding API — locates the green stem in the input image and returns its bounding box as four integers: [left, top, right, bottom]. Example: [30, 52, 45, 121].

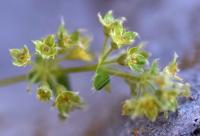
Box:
[102, 35, 109, 55]
[62, 64, 97, 73]
[0, 61, 138, 87]
[103, 68, 139, 81]
[102, 48, 113, 62]
[0, 75, 27, 87]
[98, 35, 113, 67]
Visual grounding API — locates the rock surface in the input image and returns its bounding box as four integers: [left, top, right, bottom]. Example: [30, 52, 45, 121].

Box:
[119, 67, 200, 136]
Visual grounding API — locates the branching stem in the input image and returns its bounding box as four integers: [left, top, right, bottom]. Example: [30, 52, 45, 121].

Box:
[0, 61, 138, 87]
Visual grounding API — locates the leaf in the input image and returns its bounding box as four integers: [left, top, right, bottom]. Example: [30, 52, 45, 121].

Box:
[93, 68, 110, 91]
[56, 73, 71, 91]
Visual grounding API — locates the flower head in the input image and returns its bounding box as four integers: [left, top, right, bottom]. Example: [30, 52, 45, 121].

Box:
[110, 23, 138, 48]
[34, 35, 57, 59]
[98, 10, 125, 35]
[55, 87, 83, 118]
[36, 85, 52, 102]
[127, 44, 148, 72]
[9, 45, 31, 67]
[122, 95, 159, 121]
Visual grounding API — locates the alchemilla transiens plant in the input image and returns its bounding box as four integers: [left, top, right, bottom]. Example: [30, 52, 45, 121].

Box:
[0, 10, 190, 121]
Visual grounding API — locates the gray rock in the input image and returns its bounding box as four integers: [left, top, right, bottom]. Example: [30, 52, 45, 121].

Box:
[119, 67, 200, 136]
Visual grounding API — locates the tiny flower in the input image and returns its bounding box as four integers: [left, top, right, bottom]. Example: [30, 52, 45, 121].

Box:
[55, 88, 83, 118]
[64, 33, 93, 62]
[57, 21, 69, 48]
[98, 10, 125, 35]
[122, 95, 159, 121]
[34, 35, 57, 59]
[127, 45, 148, 72]
[98, 10, 125, 28]
[57, 23, 79, 49]
[9, 45, 31, 67]
[164, 53, 181, 80]
[110, 23, 138, 48]
[36, 85, 52, 102]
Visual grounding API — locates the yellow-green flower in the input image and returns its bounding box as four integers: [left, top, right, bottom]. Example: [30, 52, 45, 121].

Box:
[156, 90, 178, 112]
[9, 45, 31, 67]
[127, 45, 148, 72]
[98, 10, 125, 35]
[55, 88, 83, 118]
[98, 10, 125, 28]
[110, 23, 138, 48]
[122, 95, 159, 121]
[57, 23, 79, 49]
[164, 53, 181, 80]
[34, 35, 57, 59]
[57, 21, 68, 48]
[36, 85, 52, 102]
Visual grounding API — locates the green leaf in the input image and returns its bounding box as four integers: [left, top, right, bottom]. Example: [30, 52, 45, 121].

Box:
[56, 73, 71, 90]
[93, 68, 110, 91]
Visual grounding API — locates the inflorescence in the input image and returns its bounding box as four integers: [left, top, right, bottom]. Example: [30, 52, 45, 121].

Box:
[7, 10, 190, 121]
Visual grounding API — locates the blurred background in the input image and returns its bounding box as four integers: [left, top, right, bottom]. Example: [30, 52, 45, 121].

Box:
[0, 0, 200, 136]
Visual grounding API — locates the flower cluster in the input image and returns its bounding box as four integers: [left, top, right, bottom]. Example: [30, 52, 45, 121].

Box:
[10, 21, 91, 119]
[8, 10, 190, 121]
[123, 52, 190, 121]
